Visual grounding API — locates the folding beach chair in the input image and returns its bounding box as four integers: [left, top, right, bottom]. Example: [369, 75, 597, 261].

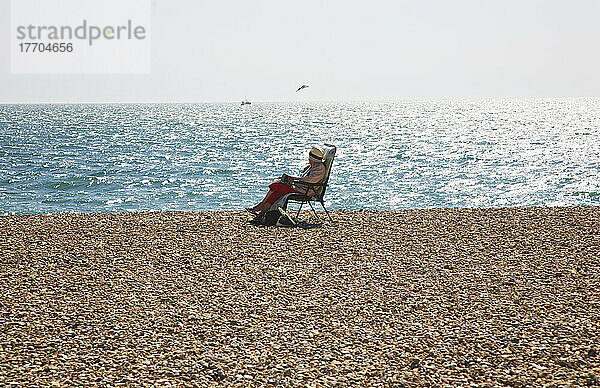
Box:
[275, 144, 337, 223]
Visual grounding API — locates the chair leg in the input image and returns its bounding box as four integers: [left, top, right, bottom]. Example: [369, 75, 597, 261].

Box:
[307, 201, 320, 222]
[320, 201, 333, 223]
[296, 201, 304, 218]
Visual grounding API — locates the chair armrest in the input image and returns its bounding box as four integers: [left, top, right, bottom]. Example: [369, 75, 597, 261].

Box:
[292, 181, 325, 195]
[294, 181, 324, 188]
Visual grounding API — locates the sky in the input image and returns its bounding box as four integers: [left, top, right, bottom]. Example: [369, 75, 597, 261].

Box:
[1, 0, 599, 103]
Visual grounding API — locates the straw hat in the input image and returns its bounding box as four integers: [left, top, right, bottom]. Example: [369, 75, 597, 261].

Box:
[308, 146, 325, 162]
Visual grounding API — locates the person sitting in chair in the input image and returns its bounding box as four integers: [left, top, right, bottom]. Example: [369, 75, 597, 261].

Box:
[246, 146, 326, 221]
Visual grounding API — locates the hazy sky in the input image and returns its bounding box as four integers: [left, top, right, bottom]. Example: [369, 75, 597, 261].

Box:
[1, 0, 599, 103]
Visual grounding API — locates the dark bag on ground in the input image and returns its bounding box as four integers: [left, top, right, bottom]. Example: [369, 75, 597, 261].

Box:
[263, 210, 281, 226]
[263, 209, 296, 227]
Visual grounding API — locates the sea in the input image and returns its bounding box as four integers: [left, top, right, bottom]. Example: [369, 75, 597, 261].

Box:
[1, 99, 599, 215]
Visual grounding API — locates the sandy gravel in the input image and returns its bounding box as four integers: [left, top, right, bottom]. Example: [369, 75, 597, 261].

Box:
[1, 207, 599, 387]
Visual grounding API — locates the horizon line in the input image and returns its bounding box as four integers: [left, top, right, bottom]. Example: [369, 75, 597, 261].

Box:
[1, 96, 599, 105]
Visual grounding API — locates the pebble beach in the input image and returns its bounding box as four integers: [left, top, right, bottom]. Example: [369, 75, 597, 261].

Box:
[1, 207, 599, 386]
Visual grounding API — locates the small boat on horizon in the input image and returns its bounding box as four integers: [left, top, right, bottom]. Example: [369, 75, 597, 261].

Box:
[241, 100, 251, 105]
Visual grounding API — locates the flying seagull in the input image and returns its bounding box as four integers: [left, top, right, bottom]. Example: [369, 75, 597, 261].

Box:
[296, 84, 309, 92]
